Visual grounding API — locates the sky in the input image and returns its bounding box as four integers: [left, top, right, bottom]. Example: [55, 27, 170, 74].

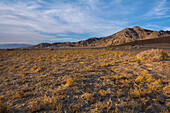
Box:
[0, 0, 170, 44]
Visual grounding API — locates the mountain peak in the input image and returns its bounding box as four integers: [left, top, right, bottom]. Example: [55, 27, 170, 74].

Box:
[123, 26, 144, 32]
[132, 26, 142, 29]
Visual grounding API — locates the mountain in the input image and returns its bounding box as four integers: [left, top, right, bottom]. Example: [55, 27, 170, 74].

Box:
[31, 26, 170, 49]
[93, 26, 170, 46]
[0, 44, 33, 49]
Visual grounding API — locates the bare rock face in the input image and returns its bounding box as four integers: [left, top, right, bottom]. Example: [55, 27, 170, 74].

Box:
[136, 49, 169, 62]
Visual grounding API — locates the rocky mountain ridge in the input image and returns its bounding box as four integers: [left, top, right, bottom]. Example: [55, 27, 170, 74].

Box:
[32, 26, 170, 48]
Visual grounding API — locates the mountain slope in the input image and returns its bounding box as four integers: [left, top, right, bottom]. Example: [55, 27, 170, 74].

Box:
[31, 26, 170, 48]
[96, 26, 170, 46]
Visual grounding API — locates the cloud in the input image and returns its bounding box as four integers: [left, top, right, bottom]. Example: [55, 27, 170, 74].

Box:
[0, 42, 33, 44]
[0, 0, 169, 44]
[0, 0, 130, 44]
[143, 0, 170, 18]
[0, 24, 75, 44]
[154, 0, 169, 16]
[164, 27, 170, 31]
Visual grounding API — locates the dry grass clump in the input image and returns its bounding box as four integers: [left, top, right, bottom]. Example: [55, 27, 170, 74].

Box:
[81, 93, 94, 103]
[163, 83, 170, 93]
[99, 90, 108, 97]
[65, 77, 74, 87]
[136, 49, 169, 62]
[130, 87, 145, 98]
[135, 73, 155, 83]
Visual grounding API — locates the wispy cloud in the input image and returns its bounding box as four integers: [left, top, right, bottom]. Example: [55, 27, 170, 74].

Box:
[143, 0, 170, 18]
[0, 0, 169, 44]
[0, 24, 75, 44]
[164, 27, 170, 31]
[0, 0, 129, 44]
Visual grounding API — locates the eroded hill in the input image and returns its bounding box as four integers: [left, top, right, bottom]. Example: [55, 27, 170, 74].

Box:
[31, 26, 170, 49]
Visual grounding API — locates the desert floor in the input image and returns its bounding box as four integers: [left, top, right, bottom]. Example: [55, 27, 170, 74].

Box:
[0, 47, 169, 113]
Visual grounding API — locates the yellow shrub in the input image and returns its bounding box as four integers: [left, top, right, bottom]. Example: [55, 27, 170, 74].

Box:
[65, 78, 74, 87]
[130, 87, 145, 98]
[99, 90, 108, 97]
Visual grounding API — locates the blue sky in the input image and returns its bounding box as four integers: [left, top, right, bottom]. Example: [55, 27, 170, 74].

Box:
[0, 0, 170, 44]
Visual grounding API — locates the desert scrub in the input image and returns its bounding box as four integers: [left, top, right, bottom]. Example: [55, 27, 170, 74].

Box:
[136, 49, 169, 62]
[35, 66, 45, 72]
[29, 100, 41, 112]
[163, 83, 170, 93]
[135, 71, 156, 83]
[128, 59, 140, 62]
[138, 74, 155, 83]
[65, 77, 74, 87]
[99, 90, 108, 97]
[81, 93, 94, 103]
[0, 49, 169, 112]
[20, 72, 30, 77]
[130, 87, 145, 98]
[85, 66, 93, 72]
[101, 62, 112, 67]
[148, 82, 162, 92]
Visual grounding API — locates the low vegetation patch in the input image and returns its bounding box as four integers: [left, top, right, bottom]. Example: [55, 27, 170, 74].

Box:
[0, 49, 169, 112]
[136, 49, 169, 62]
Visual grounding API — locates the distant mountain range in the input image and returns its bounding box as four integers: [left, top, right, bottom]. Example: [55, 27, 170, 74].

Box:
[0, 44, 33, 49]
[31, 26, 170, 49]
